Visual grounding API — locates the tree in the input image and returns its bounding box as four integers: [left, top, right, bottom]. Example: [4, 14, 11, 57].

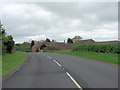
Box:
[67, 38, 73, 43]
[36, 48, 39, 52]
[0, 21, 2, 54]
[46, 38, 51, 42]
[1, 21, 14, 54]
[30, 40, 34, 49]
[3, 35, 14, 53]
[72, 36, 82, 42]
[2, 28, 14, 53]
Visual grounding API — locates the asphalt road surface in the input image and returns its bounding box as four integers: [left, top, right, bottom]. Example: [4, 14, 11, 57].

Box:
[3, 52, 118, 88]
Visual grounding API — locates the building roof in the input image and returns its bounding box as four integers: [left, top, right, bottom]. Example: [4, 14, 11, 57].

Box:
[95, 40, 119, 44]
[55, 42, 65, 44]
[54, 43, 73, 50]
[32, 44, 41, 48]
[74, 39, 95, 44]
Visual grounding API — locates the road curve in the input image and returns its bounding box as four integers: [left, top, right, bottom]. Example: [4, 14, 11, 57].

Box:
[43, 53, 118, 88]
[3, 52, 118, 88]
[3, 53, 78, 88]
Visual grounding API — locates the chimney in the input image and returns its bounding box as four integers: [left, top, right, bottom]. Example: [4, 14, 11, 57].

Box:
[64, 40, 65, 43]
[52, 40, 54, 43]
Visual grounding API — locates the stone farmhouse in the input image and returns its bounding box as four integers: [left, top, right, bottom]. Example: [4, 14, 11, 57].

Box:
[31, 39, 119, 52]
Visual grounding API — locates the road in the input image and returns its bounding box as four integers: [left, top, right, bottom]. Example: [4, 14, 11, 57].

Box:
[3, 52, 118, 88]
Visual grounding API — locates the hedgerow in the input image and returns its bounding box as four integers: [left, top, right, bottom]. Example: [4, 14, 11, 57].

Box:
[72, 43, 120, 54]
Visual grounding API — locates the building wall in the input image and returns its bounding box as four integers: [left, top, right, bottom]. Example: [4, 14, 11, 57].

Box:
[32, 47, 43, 52]
[32, 40, 119, 52]
[32, 47, 36, 52]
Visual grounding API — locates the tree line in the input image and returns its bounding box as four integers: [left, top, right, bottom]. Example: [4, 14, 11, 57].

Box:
[0, 21, 14, 54]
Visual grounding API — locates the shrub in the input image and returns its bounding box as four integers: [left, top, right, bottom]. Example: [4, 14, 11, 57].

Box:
[72, 43, 119, 54]
[26, 50, 31, 52]
[36, 48, 39, 52]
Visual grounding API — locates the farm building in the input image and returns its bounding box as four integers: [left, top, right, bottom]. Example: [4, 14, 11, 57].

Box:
[31, 39, 95, 52]
[31, 39, 119, 52]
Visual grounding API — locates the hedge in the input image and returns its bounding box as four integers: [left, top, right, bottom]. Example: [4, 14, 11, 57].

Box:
[72, 43, 120, 54]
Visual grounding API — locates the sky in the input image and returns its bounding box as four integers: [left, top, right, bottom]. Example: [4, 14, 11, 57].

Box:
[0, 2, 118, 43]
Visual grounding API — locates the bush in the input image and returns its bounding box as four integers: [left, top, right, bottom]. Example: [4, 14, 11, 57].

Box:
[36, 48, 39, 52]
[43, 49, 47, 52]
[26, 50, 31, 52]
[16, 44, 30, 52]
[72, 43, 119, 54]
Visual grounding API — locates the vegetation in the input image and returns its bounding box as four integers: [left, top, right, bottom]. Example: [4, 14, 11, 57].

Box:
[72, 36, 82, 42]
[52, 51, 118, 65]
[16, 42, 31, 52]
[67, 38, 73, 43]
[36, 48, 39, 52]
[30, 40, 35, 49]
[72, 43, 120, 54]
[2, 27, 14, 54]
[2, 52, 28, 78]
[52, 43, 119, 65]
[46, 38, 51, 42]
[0, 21, 2, 54]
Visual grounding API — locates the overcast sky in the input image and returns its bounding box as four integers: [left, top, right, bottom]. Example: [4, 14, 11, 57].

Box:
[0, 2, 118, 43]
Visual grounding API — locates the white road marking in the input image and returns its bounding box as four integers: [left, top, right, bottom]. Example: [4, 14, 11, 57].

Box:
[66, 72, 83, 90]
[54, 60, 61, 67]
[47, 56, 52, 59]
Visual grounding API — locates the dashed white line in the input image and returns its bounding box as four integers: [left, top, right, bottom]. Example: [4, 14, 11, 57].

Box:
[46, 55, 82, 89]
[66, 72, 83, 90]
[54, 60, 61, 67]
[47, 56, 52, 59]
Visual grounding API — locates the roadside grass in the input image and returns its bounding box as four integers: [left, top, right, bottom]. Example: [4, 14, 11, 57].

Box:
[2, 52, 28, 78]
[52, 51, 119, 65]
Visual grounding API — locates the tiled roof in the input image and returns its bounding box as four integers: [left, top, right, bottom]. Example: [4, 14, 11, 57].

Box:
[74, 39, 95, 44]
[32, 44, 41, 48]
[54, 43, 73, 50]
[55, 42, 65, 44]
[95, 41, 119, 44]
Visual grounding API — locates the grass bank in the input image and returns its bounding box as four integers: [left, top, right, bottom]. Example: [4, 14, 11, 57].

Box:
[2, 52, 28, 78]
[52, 51, 118, 65]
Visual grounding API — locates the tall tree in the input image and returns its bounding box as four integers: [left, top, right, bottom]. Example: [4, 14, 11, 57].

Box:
[3, 35, 14, 53]
[1, 21, 15, 53]
[46, 38, 51, 42]
[67, 38, 73, 43]
[30, 40, 35, 49]
[36, 48, 39, 52]
[72, 36, 82, 42]
[2, 27, 14, 53]
[0, 21, 2, 54]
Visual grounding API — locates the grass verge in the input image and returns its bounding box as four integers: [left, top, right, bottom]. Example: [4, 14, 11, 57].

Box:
[52, 51, 118, 65]
[2, 52, 28, 78]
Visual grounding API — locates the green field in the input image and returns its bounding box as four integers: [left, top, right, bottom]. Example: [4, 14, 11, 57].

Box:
[52, 51, 118, 65]
[2, 52, 28, 78]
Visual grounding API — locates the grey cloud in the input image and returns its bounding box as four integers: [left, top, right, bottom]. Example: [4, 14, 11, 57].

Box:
[0, 2, 118, 43]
